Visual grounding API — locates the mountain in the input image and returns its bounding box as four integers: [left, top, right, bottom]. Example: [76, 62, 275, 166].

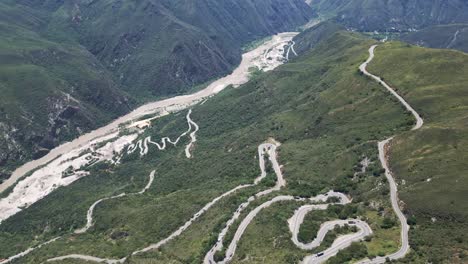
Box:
[0, 1, 133, 181]
[293, 21, 344, 55]
[402, 24, 468, 53]
[2, 24, 467, 263]
[1, 28, 412, 263]
[308, 0, 468, 32]
[0, 0, 313, 182]
[16, 0, 313, 97]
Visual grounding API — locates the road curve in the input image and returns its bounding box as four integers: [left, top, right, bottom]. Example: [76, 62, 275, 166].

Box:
[74, 170, 155, 234]
[301, 219, 372, 264]
[185, 110, 200, 158]
[0, 237, 61, 264]
[356, 45, 424, 263]
[204, 143, 284, 264]
[359, 45, 423, 131]
[129, 109, 198, 157]
[134, 143, 280, 257]
[0, 32, 297, 195]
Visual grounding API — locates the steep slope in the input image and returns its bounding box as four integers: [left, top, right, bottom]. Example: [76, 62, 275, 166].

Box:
[0, 30, 415, 263]
[0, 2, 132, 183]
[308, 0, 468, 32]
[402, 24, 468, 53]
[15, 0, 313, 97]
[293, 21, 344, 55]
[0, 0, 313, 182]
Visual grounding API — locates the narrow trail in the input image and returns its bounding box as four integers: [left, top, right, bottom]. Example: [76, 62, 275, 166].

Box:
[447, 30, 460, 49]
[0, 237, 61, 264]
[127, 109, 198, 158]
[355, 45, 424, 263]
[74, 170, 155, 234]
[185, 111, 200, 158]
[47, 144, 279, 264]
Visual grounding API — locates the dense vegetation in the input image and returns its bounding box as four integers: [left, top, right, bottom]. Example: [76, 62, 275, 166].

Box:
[0, 26, 415, 263]
[1, 12, 467, 263]
[0, 0, 312, 182]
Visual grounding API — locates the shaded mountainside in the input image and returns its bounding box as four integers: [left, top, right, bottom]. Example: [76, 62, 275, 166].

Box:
[308, 0, 468, 32]
[402, 24, 468, 53]
[17, 0, 313, 97]
[293, 21, 344, 55]
[0, 1, 133, 180]
[0, 0, 313, 182]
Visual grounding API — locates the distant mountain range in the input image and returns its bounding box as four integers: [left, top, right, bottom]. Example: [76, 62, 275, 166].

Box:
[309, 0, 468, 31]
[402, 24, 468, 53]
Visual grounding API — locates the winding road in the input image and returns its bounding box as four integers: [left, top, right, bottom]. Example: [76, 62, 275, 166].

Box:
[355, 45, 424, 263]
[286, 41, 298, 61]
[47, 143, 283, 263]
[204, 143, 371, 264]
[1, 41, 423, 264]
[74, 170, 155, 234]
[127, 109, 198, 158]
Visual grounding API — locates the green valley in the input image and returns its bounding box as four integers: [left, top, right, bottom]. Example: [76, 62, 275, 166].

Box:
[0, 2, 467, 264]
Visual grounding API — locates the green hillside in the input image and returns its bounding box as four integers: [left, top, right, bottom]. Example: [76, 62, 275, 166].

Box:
[1, 18, 467, 264]
[14, 0, 313, 98]
[0, 29, 415, 263]
[0, 1, 133, 182]
[0, 0, 312, 182]
[293, 21, 344, 55]
[368, 42, 468, 263]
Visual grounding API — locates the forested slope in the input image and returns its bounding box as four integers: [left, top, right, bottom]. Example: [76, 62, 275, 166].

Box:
[0, 0, 312, 182]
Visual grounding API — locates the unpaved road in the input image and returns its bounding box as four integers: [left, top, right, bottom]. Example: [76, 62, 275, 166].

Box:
[0, 33, 297, 195]
[0, 33, 294, 223]
[356, 45, 424, 263]
[75, 170, 155, 234]
[204, 144, 371, 264]
[204, 143, 284, 264]
[48, 143, 281, 263]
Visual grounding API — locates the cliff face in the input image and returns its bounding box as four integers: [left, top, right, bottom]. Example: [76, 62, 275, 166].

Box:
[0, 0, 313, 181]
[309, 0, 468, 31]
